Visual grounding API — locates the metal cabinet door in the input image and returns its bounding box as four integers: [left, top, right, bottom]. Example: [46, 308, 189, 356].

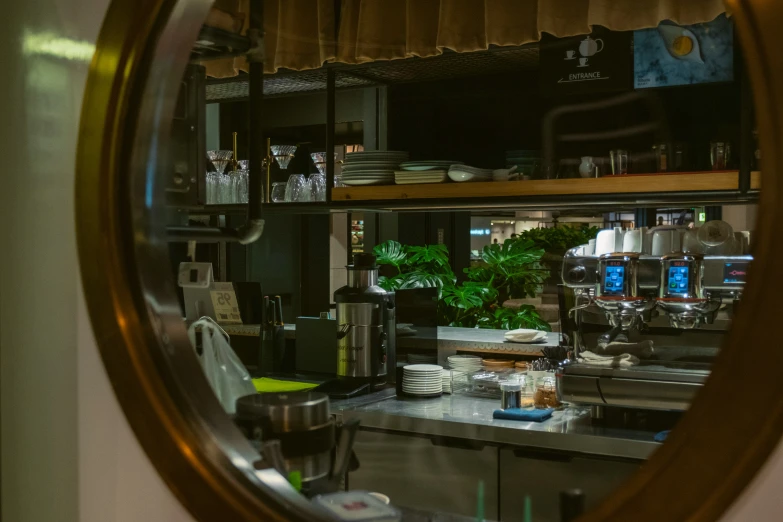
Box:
[350, 430, 498, 519]
[499, 448, 640, 521]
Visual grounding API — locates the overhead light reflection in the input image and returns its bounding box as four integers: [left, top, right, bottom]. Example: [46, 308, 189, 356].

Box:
[23, 30, 96, 62]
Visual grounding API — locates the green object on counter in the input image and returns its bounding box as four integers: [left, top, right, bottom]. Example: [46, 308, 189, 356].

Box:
[288, 471, 302, 492]
[524, 495, 532, 522]
[252, 377, 318, 393]
[476, 480, 485, 522]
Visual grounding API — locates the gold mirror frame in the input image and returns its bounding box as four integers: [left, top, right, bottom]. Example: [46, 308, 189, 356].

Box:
[76, 0, 783, 520]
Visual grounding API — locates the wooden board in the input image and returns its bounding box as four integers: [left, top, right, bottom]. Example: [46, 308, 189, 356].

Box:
[333, 171, 761, 202]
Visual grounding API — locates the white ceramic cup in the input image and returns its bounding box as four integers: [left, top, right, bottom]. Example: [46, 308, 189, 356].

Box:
[622, 229, 642, 253]
[595, 229, 616, 256]
[614, 227, 625, 253]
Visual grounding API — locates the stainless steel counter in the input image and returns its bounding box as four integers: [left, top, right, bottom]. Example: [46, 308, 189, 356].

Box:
[333, 389, 659, 461]
[399, 326, 560, 353]
[222, 323, 559, 353]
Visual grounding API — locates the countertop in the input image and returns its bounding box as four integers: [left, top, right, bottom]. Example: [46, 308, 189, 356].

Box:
[222, 324, 559, 353]
[332, 389, 659, 461]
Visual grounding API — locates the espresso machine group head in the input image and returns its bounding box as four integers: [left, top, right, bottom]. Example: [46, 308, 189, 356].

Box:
[594, 253, 657, 343]
[656, 254, 720, 329]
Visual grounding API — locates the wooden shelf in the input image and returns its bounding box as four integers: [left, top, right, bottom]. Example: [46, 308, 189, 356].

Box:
[333, 171, 761, 202]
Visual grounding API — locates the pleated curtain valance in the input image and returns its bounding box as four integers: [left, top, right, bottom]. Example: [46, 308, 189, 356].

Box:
[203, 0, 728, 78]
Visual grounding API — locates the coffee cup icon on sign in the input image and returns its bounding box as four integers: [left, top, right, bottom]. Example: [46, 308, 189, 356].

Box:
[577, 57, 589, 68]
[579, 36, 604, 57]
[565, 50, 575, 60]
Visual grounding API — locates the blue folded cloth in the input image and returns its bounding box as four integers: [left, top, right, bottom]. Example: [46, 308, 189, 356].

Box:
[654, 430, 670, 443]
[493, 408, 554, 422]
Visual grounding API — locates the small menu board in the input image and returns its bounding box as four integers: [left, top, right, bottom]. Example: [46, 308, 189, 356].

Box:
[540, 28, 632, 96]
[209, 282, 242, 324]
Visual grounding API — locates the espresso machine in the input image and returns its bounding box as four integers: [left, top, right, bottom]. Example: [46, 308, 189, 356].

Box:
[317, 253, 395, 399]
[559, 233, 751, 412]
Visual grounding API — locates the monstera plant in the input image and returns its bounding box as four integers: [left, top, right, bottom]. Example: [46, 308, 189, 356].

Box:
[373, 240, 551, 331]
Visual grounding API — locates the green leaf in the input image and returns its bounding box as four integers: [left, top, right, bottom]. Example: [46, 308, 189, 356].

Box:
[407, 244, 451, 270]
[373, 240, 407, 269]
[442, 284, 485, 310]
[480, 239, 545, 273]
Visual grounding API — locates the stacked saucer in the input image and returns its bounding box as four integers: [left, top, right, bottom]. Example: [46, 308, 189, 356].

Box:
[342, 151, 409, 186]
[447, 164, 493, 182]
[447, 354, 483, 373]
[394, 170, 448, 185]
[399, 160, 463, 171]
[402, 364, 443, 397]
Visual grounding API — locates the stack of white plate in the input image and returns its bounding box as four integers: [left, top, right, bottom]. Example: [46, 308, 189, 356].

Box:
[447, 164, 493, 182]
[407, 353, 438, 364]
[402, 364, 443, 396]
[399, 160, 463, 171]
[447, 354, 483, 372]
[342, 151, 409, 186]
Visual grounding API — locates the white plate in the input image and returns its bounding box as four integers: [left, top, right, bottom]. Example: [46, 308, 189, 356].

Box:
[403, 385, 442, 391]
[341, 174, 395, 179]
[404, 364, 442, 371]
[343, 164, 400, 171]
[341, 179, 393, 186]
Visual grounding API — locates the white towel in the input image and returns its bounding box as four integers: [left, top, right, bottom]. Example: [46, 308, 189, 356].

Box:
[595, 340, 654, 359]
[579, 351, 640, 368]
[504, 329, 547, 343]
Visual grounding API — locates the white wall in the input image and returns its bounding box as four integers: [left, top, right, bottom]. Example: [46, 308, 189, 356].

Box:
[0, 0, 194, 521]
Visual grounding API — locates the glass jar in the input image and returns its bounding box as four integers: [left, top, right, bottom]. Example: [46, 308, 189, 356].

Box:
[533, 375, 561, 409]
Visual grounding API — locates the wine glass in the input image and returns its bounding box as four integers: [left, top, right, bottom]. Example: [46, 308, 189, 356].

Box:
[272, 145, 297, 169]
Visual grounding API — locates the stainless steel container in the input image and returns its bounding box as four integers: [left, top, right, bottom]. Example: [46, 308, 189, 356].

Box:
[234, 392, 334, 482]
[334, 254, 394, 385]
[500, 381, 523, 410]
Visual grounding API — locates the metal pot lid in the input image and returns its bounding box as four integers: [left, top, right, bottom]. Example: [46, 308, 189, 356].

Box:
[235, 392, 330, 431]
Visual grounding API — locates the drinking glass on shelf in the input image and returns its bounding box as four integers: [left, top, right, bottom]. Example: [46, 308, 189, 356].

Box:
[235, 169, 249, 204]
[609, 149, 628, 175]
[309, 174, 327, 202]
[284, 174, 307, 202]
[206, 172, 218, 204]
[710, 141, 731, 170]
[271, 182, 287, 202]
[218, 173, 234, 204]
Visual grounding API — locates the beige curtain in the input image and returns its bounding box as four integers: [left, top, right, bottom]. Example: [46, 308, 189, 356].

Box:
[336, 0, 728, 64]
[204, 0, 337, 78]
[204, 0, 727, 77]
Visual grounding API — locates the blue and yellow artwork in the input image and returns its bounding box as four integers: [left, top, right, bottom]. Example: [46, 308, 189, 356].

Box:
[634, 13, 733, 89]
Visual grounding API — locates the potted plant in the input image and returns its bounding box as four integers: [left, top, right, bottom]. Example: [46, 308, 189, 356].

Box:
[373, 239, 551, 331]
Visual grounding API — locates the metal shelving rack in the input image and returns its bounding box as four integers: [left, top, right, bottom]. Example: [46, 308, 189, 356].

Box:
[188, 3, 758, 219]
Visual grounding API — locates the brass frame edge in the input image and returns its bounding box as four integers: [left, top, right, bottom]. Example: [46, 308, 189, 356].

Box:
[75, 0, 313, 520]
